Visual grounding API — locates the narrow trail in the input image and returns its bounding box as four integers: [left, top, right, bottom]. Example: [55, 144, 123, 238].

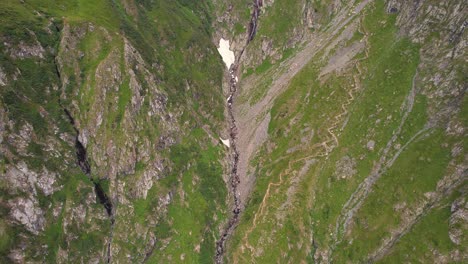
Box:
[215, 1, 263, 263]
[240, 16, 370, 257]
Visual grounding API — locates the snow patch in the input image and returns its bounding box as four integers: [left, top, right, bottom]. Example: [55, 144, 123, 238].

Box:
[217, 38, 235, 69]
[220, 138, 230, 148]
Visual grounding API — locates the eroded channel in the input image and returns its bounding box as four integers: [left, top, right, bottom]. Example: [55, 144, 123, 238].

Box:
[215, 0, 263, 262]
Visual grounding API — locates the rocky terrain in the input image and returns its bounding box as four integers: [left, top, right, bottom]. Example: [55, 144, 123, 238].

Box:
[0, 0, 466, 263]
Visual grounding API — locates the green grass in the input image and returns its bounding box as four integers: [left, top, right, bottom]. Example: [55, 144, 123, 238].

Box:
[307, 0, 421, 246]
[379, 189, 464, 263]
[0, 1, 73, 175]
[255, 58, 273, 74]
[116, 77, 131, 124]
[27, 0, 120, 31]
[1, 0, 228, 262]
[227, 0, 457, 262]
[256, 0, 303, 47]
[0, 219, 17, 261]
[332, 130, 452, 262]
[34, 171, 112, 262]
[147, 128, 227, 263]
[4, 0, 462, 262]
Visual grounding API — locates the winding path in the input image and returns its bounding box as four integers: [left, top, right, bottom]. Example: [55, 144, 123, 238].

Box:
[240, 15, 370, 257]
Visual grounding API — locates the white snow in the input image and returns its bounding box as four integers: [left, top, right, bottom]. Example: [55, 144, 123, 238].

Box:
[217, 38, 235, 69]
[220, 138, 230, 148]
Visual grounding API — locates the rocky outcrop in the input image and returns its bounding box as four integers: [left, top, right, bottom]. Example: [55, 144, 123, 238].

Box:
[5, 30, 46, 59]
[224, 0, 467, 262]
[386, 0, 467, 127]
[8, 196, 45, 235]
[0, 67, 7, 86]
[4, 161, 56, 196]
[449, 197, 467, 245]
[2, 0, 464, 263]
[334, 155, 357, 180]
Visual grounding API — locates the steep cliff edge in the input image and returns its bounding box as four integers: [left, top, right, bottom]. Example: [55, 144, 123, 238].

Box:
[1, 1, 228, 263]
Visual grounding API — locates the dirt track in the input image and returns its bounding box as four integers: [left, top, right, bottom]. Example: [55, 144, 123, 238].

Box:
[233, 2, 375, 258]
[233, 0, 374, 207]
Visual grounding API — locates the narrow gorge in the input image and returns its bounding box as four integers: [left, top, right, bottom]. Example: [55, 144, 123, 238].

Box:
[0, 0, 466, 263]
[215, 1, 263, 262]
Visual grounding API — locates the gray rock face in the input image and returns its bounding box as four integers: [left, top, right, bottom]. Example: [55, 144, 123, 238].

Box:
[4, 161, 56, 196]
[5, 31, 46, 59]
[8, 196, 45, 235]
[449, 197, 467, 245]
[36, 169, 57, 196]
[0, 66, 7, 86]
[1, 0, 463, 262]
[366, 140, 375, 151]
[8, 249, 25, 264]
[387, 0, 467, 129]
[0, 108, 6, 145]
[136, 170, 158, 199]
[8, 122, 33, 156]
[335, 155, 357, 180]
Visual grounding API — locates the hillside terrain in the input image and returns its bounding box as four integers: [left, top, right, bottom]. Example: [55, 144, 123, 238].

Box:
[0, 0, 466, 263]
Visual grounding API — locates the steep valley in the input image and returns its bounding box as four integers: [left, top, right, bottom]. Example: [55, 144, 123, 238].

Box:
[0, 0, 466, 263]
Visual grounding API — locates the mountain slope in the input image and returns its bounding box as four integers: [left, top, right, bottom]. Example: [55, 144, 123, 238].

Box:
[0, 0, 466, 263]
[1, 0, 229, 262]
[220, 0, 466, 262]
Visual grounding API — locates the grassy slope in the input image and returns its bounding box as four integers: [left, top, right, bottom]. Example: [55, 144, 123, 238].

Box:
[0, 0, 228, 262]
[229, 0, 464, 262]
